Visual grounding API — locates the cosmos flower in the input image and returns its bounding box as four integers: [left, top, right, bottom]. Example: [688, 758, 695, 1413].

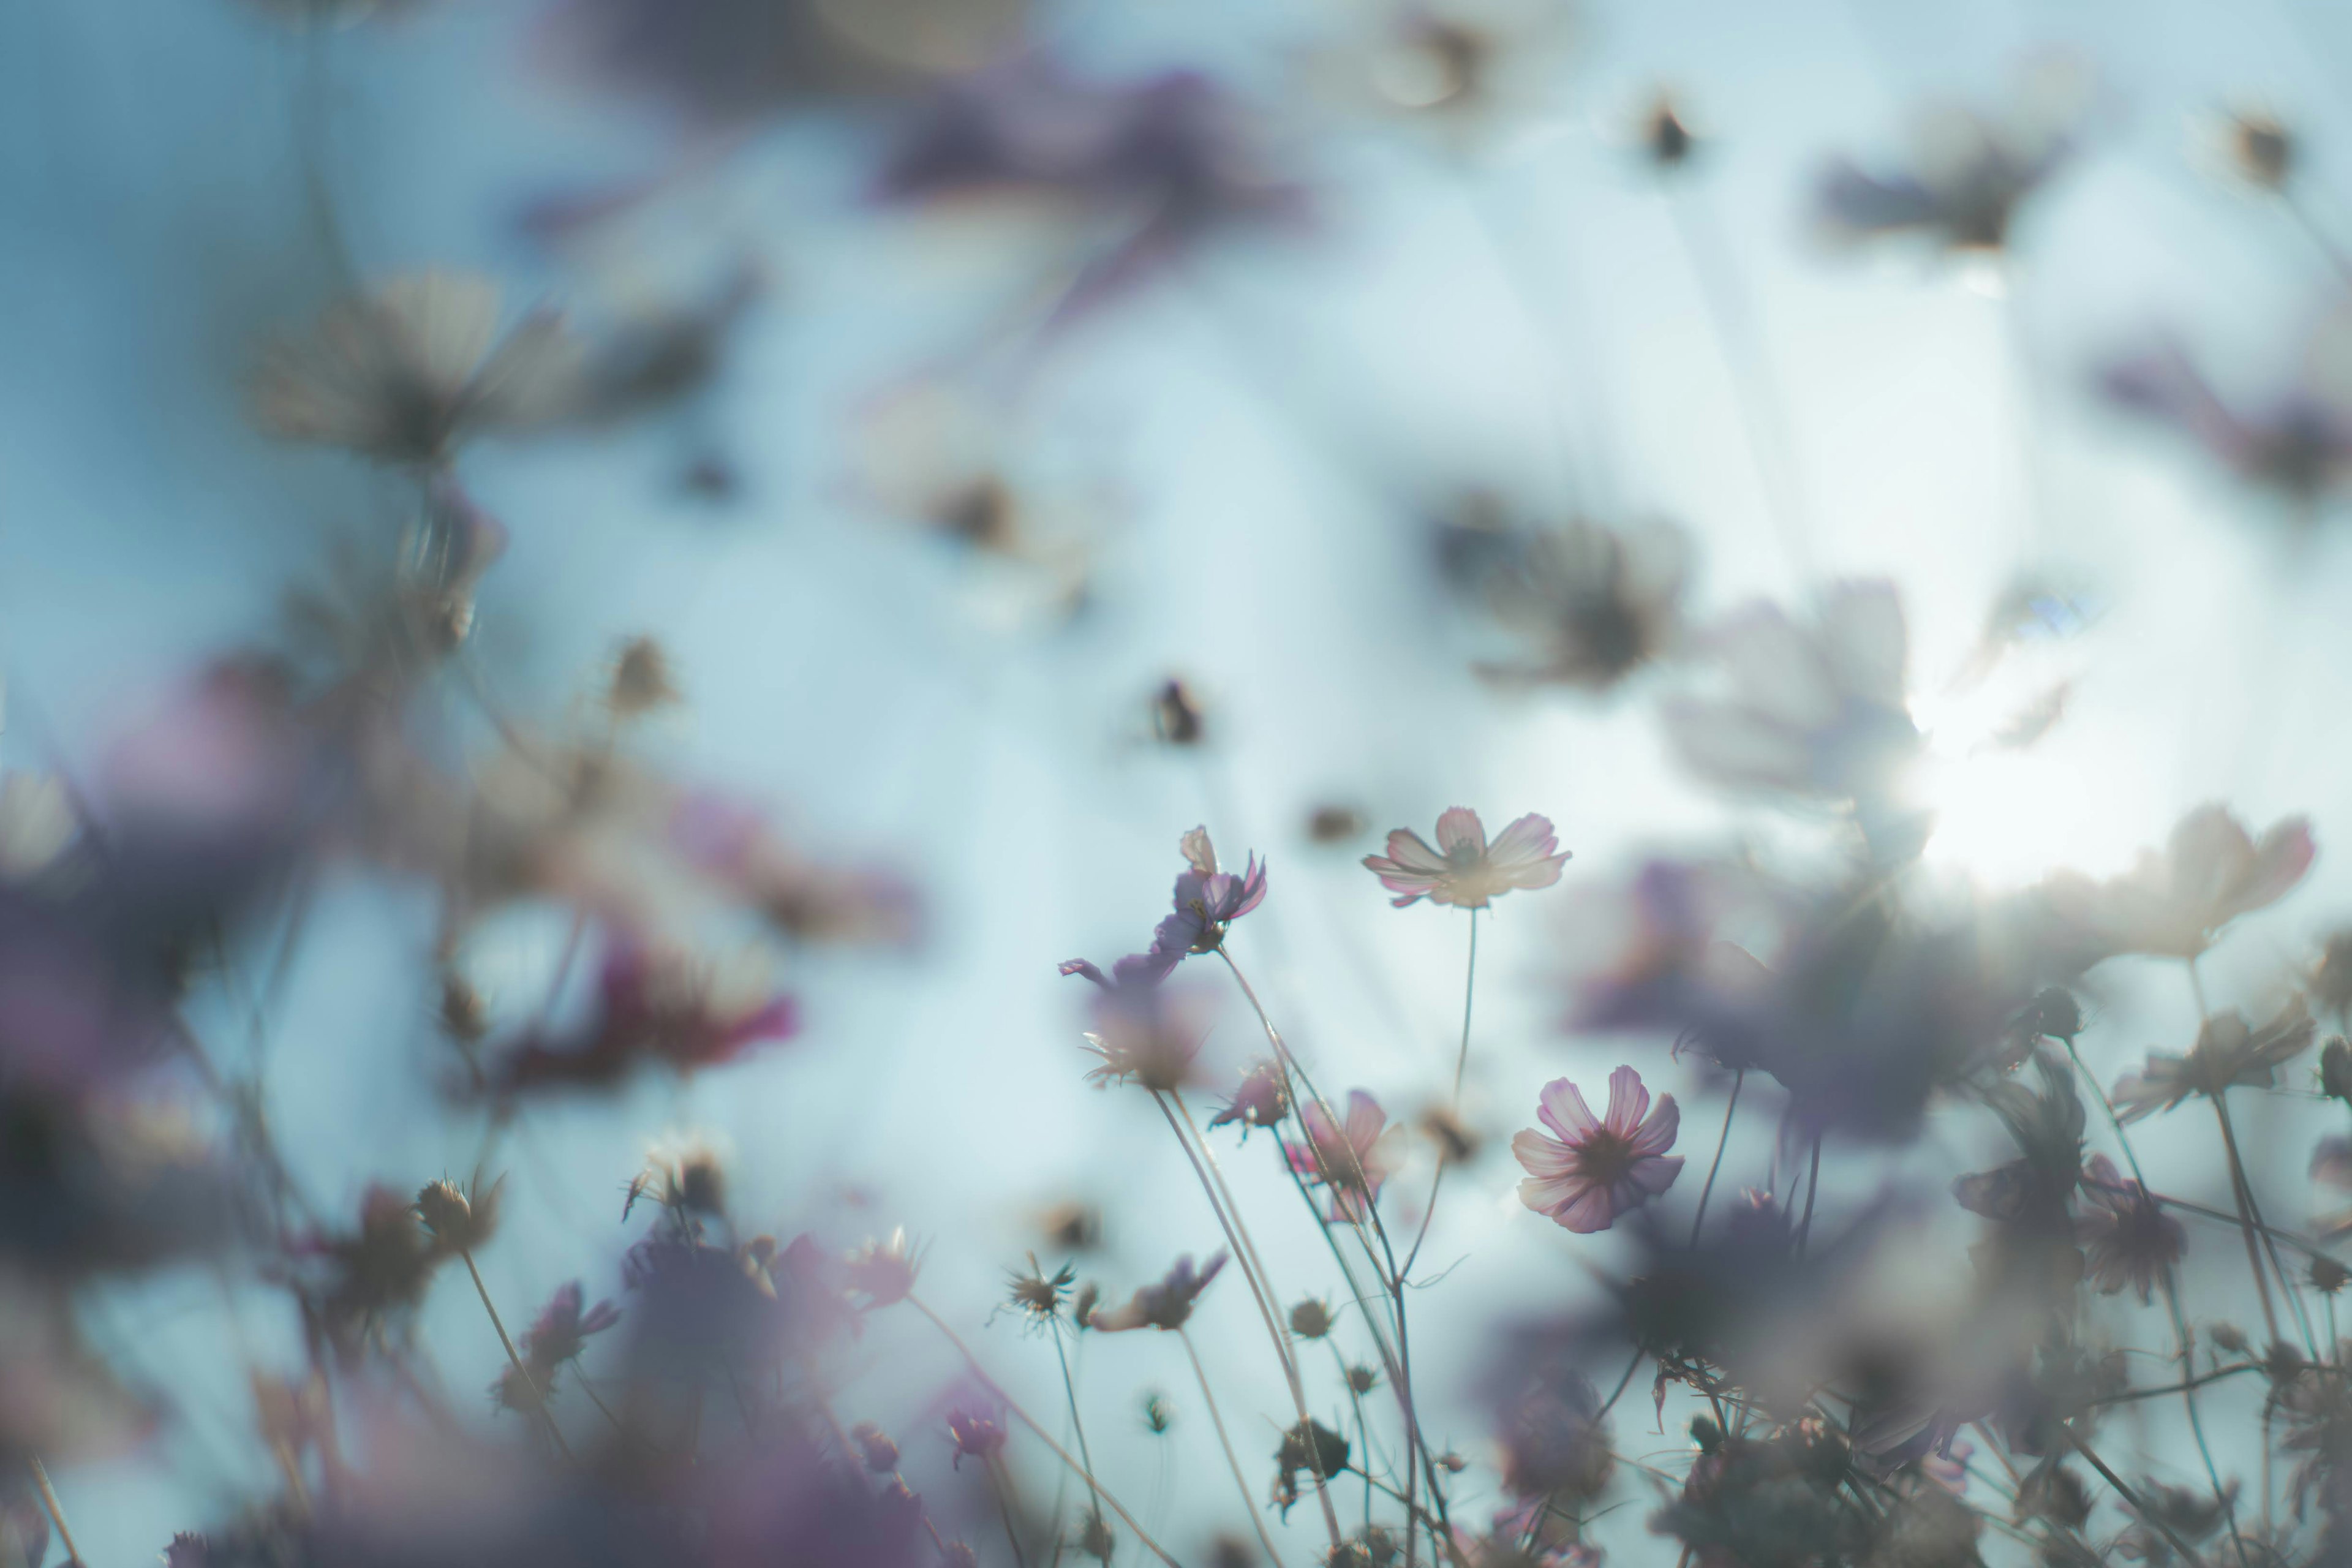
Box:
[1159, 827, 1267, 953]
[1814, 83, 2082, 254]
[2047, 805, 2313, 962]
[1512, 1067, 1684, 1234]
[1363, 808, 1569, 909]
[1438, 503, 1692, 692]
[1088, 1250, 1228, 1332]
[250, 272, 580, 467]
[1074, 978, 1209, 1092]
[2076, 1156, 2185, 1303]
[521, 1281, 623, 1366]
[2110, 997, 2318, 1122]
[1207, 1060, 1291, 1137]
[476, 938, 798, 1096]
[844, 1229, 925, 1310]
[1287, 1090, 1408, 1222]
[1661, 581, 1928, 860]
[946, 1402, 1008, 1469]
[875, 59, 1306, 326]
[2101, 325, 2352, 505]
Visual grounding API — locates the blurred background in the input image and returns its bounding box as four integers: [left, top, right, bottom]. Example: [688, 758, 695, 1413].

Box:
[10, 0, 2352, 1562]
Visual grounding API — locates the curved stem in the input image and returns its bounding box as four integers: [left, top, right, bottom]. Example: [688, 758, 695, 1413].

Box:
[906, 1296, 1181, 1568]
[461, 1250, 573, 1463]
[1688, 1071, 1744, 1247]
[1180, 1329, 1287, 1568]
[28, 1460, 82, 1568]
[1450, 910, 1479, 1101]
[984, 1453, 1032, 1568]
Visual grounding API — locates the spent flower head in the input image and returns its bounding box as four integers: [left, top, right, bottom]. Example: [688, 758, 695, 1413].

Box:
[1090, 1250, 1229, 1332]
[1287, 1090, 1409, 1223]
[2111, 997, 2317, 1121]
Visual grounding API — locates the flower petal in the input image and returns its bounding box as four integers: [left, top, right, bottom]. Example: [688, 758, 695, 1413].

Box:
[1602, 1066, 1650, 1139]
[1434, 807, 1486, 859]
[1511, 1128, 1575, 1177]
[1536, 1077, 1599, 1142]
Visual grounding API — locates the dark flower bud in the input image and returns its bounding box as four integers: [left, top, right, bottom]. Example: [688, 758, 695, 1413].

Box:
[491, 1360, 545, 1413]
[1436, 1452, 1467, 1473]
[1075, 1510, 1115, 1564]
[2323, 1038, 2352, 1104]
[2026, 987, 2082, 1042]
[2014, 1463, 2092, 1529]
[2313, 1257, 2350, 1295]
[1307, 805, 1365, 844]
[1275, 1419, 1352, 1516]
[1151, 678, 1206, 747]
[851, 1422, 900, 1472]
[1289, 1297, 1336, 1340]
[1689, 1416, 1723, 1453]
[1039, 1200, 1103, 1253]
[2211, 1323, 2249, 1354]
[1640, 92, 1697, 170]
[946, 1406, 1007, 1469]
[438, 974, 488, 1044]
[607, 636, 682, 717]
[1141, 1390, 1173, 1434]
[1346, 1363, 1379, 1395]
[2226, 111, 2296, 190]
[415, 1176, 502, 1254]
[1074, 1281, 1101, 1329]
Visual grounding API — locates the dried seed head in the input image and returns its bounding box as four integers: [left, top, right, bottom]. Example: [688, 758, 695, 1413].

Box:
[1346, 1363, 1379, 1395]
[1074, 1510, 1115, 1564]
[2025, 986, 2082, 1042]
[1306, 804, 1365, 844]
[1639, 92, 1697, 170]
[1289, 1297, 1336, 1340]
[1150, 677, 1206, 747]
[1141, 1389, 1173, 1434]
[437, 973, 488, 1044]
[2226, 110, 2296, 190]
[1007, 1254, 1076, 1326]
[850, 1422, 900, 1472]
[2314, 1256, 2351, 1295]
[1419, 1104, 1479, 1164]
[2211, 1323, 2250, 1354]
[414, 1176, 502, 1253]
[606, 636, 682, 717]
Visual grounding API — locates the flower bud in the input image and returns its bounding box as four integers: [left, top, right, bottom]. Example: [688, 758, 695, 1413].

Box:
[1289, 1297, 1336, 1340]
[415, 1176, 502, 1254]
[850, 1422, 900, 1473]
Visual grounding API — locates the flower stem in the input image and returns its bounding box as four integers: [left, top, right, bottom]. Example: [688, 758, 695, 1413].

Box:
[1796, 1134, 1822, 1254]
[1050, 1329, 1106, 1544]
[460, 1250, 574, 1462]
[1450, 909, 1478, 1101]
[905, 1295, 1181, 1568]
[2209, 1096, 2286, 1347]
[2059, 1425, 2210, 1568]
[1688, 1070, 1744, 1248]
[984, 1453, 1032, 1568]
[28, 1459, 82, 1568]
[1179, 1329, 1288, 1568]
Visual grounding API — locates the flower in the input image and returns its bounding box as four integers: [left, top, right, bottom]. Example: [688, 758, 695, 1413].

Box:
[1159, 827, 1267, 953]
[1363, 808, 1569, 909]
[946, 1402, 1008, 1469]
[1662, 581, 1927, 859]
[2046, 805, 2313, 960]
[413, 1175, 503, 1254]
[1512, 1067, 1685, 1234]
[2111, 998, 2318, 1122]
[1287, 1090, 1408, 1222]
[249, 272, 579, 466]
[2076, 1155, 2185, 1303]
[1207, 1060, 1290, 1137]
[2101, 325, 2352, 504]
[1813, 83, 2081, 254]
[1273, 1419, 1352, 1518]
[1437, 503, 1691, 692]
[521, 1281, 622, 1366]
[477, 938, 798, 1096]
[1075, 979, 1208, 1091]
[843, 1229, 924, 1309]
[1089, 1251, 1227, 1332]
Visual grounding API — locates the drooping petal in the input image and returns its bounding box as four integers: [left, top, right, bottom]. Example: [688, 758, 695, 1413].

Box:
[1343, 1088, 1385, 1151]
[1536, 1077, 1600, 1142]
[1630, 1093, 1682, 1156]
[1180, 826, 1218, 877]
[1434, 807, 1487, 858]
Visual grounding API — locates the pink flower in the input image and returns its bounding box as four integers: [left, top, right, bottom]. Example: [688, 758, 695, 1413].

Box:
[1513, 1067, 1685, 1234]
[1363, 808, 1569, 909]
[1286, 1090, 1408, 1222]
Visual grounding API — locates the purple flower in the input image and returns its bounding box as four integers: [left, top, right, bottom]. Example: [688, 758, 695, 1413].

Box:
[1207, 1060, 1290, 1138]
[1512, 1067, 1684, 1234]
[1286, 1090, 1408, 1223]
[2076, 1155, 2185, 1303]
[1088, 1250, 1227, 1332]
[1159, 826, 1267, 952]
[1814, 87, 2081, 254]
[2103, 332, 2352, 503]
[946, 1402, 1008, 1469]
[1363, 808, 1569, 909]
[521, 1281, 623, 1366]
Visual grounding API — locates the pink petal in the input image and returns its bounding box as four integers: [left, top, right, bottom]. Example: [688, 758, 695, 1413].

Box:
[1373, 831, 1448, 875]
[1518, 1174, 1580, 1215]
[1434, 807, 1486, 858]
[1343, 1089, 1385, 1151]
[1512, 1128, 1575, 1177]
[1630, 1095, 1681, 1156]
[1627, 1154, 1685, 1196]
[1548, 1182, 1617, 1234]
[1498, 854, 1570, 893]
[2243, 817, 2316, 913]
[1485, 813, 1558, 865]
[1536, 1077, 1599, 1142]
[1603, 1066, 1650, 1139]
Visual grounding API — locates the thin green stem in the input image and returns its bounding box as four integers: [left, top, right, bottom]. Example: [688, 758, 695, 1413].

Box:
[1179, 1329, 1287, 1568]
[1450, 909, 1478, 1101]
[1796, 1134, 1822, 1254]
[2060, 1425, 2211, 1568]
[2163, 1272, 2250, 1568]
[1051, 1328, 1106, 1540]
[2210, 1096, 2286, 1347]
[984, 1453, 1032, 1568]
[1688, 1071, 1744, 1247]
[905, 1296, 1180, 1568]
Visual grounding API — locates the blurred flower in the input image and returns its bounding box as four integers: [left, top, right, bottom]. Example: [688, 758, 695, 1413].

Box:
[534, 0, 1025, 126]
[670, 793, 922, 948]
[1287, 1089, 1408, 1222]
[312, 1185, 449, 1350]
[875, 59, 1306, 325]
[250, 272, 579, 467]
[1635, 90, 1699, 172]
[2111, 997, 2317, 1121]
[843, 1228, 924, 1309]
[1306, 804, 1366, 844]
[1494, 1359, 1613, 1502]
[1150, 677, 1208, 747]
[2112, 1478, 2236, 1564]
[946, 1402, 1008, 1469]
[521, 1280, 622, 1367]
[1074, 978, 1208, 1092]
[2076, 1155, 2185, 1303]
[1814, 79, 2084, 254]
[1207, 1060, 1291, 1137]
[1090, 1250, 1227, 1332]
[1512, 1066, 1684, 1234]
[2046, 805, 2313, 960]
[2101, 322, 2352, 506]
[1363, 807, 1569, 909]
[1950, 1051, 2084, 1227]
[605, 636, 682, 718]
[1438, 503, 1691, 692]
[1662, 581, 1928, 861]
[476, 937, 797, 1096]
[2218, 108, 2297, 190]
[1315, 0, 1576, 146]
